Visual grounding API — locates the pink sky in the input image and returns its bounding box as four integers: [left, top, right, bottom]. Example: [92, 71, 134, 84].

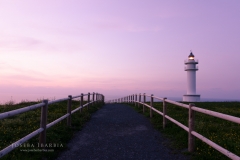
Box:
[0, 0, 240, 103]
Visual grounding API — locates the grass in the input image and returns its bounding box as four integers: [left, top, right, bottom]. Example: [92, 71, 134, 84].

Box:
[127, 101, 240, 160]
[0, 100, 104, 160]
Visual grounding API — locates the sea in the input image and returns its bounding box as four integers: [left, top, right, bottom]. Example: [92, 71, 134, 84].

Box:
[140, 97, 240, 102]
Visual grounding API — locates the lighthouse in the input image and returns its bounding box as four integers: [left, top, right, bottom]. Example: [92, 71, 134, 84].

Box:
[183, 52, 200, 102]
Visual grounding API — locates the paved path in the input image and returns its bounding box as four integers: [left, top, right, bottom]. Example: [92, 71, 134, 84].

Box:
[56, 104, 189, 160]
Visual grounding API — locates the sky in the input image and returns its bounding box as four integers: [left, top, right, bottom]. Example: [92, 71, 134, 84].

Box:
[0, 0, 240, 103]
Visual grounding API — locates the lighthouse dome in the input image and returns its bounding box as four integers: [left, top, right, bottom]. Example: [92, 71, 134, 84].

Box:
[188, 52, 194, 60]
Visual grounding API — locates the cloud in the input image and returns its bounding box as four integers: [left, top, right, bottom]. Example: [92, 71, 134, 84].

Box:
[124, 26, 162, 32]
[0, 62, 6, 67]
[210, 88, 224, 90]
[0, 63, 51, 86]
[0, 35, 42, 51]
[0, 63, 47, 76]
[90, 14, 162, 33]
[27, 23, 91, 42]
[3, 74, 50, 82]
[95, 21, 162, 32]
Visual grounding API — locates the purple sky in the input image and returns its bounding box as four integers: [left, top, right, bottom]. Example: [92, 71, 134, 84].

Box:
[0, 0, 240, 103]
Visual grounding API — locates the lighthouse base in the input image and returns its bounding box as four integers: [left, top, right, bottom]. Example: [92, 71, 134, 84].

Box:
[183, 95, 200, 102]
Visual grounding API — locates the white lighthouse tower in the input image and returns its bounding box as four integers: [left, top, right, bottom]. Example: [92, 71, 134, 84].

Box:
[183, 52, 200, 102]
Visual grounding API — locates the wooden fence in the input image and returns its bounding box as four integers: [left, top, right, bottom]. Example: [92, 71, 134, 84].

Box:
[108, 93, 240, 160]
[0, 92, 104, 158]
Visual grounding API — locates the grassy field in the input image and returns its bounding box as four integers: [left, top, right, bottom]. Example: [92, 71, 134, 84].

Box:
[0, 100, 104, 160]
[128, 101, 240, 160]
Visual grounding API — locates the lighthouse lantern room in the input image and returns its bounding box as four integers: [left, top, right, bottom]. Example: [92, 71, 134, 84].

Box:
[183, 51, 200, 102]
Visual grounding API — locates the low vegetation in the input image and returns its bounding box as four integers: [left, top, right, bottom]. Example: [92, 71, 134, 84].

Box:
[0, 100, 104, 160]
[128, 101, 240, 160]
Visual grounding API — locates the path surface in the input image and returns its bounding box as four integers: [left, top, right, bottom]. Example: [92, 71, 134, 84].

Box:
[56, 104, 189, 160]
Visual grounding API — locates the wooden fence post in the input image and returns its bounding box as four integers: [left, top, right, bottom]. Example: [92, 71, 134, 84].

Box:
[87, 93, 90, 110]
[95, 93, 98, 104]
[138, 93, 141, 108]
[133, 94, 134, 104]
[133, 94, 135, 104]
[98, 93, 99, 103]
[188, 103, 195, 152]
[143, 93, 146, 113]
[67, 95, 72, 126]
[150, 94, 153, 118]
[80, 93, 83, 113]
[95, 93, 97, 103]
[132, 94, 134, 104]
[93, 92, 95, 106]
[97, 93, 99, 103]
[135, 94, 137, 107]
[39, 99, 48, 148]
[163, 97, 167, 129]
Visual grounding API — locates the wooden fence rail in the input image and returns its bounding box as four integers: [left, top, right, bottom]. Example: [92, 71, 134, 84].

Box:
[0, 92, 104, 158]
[108, 93, 240, 160]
